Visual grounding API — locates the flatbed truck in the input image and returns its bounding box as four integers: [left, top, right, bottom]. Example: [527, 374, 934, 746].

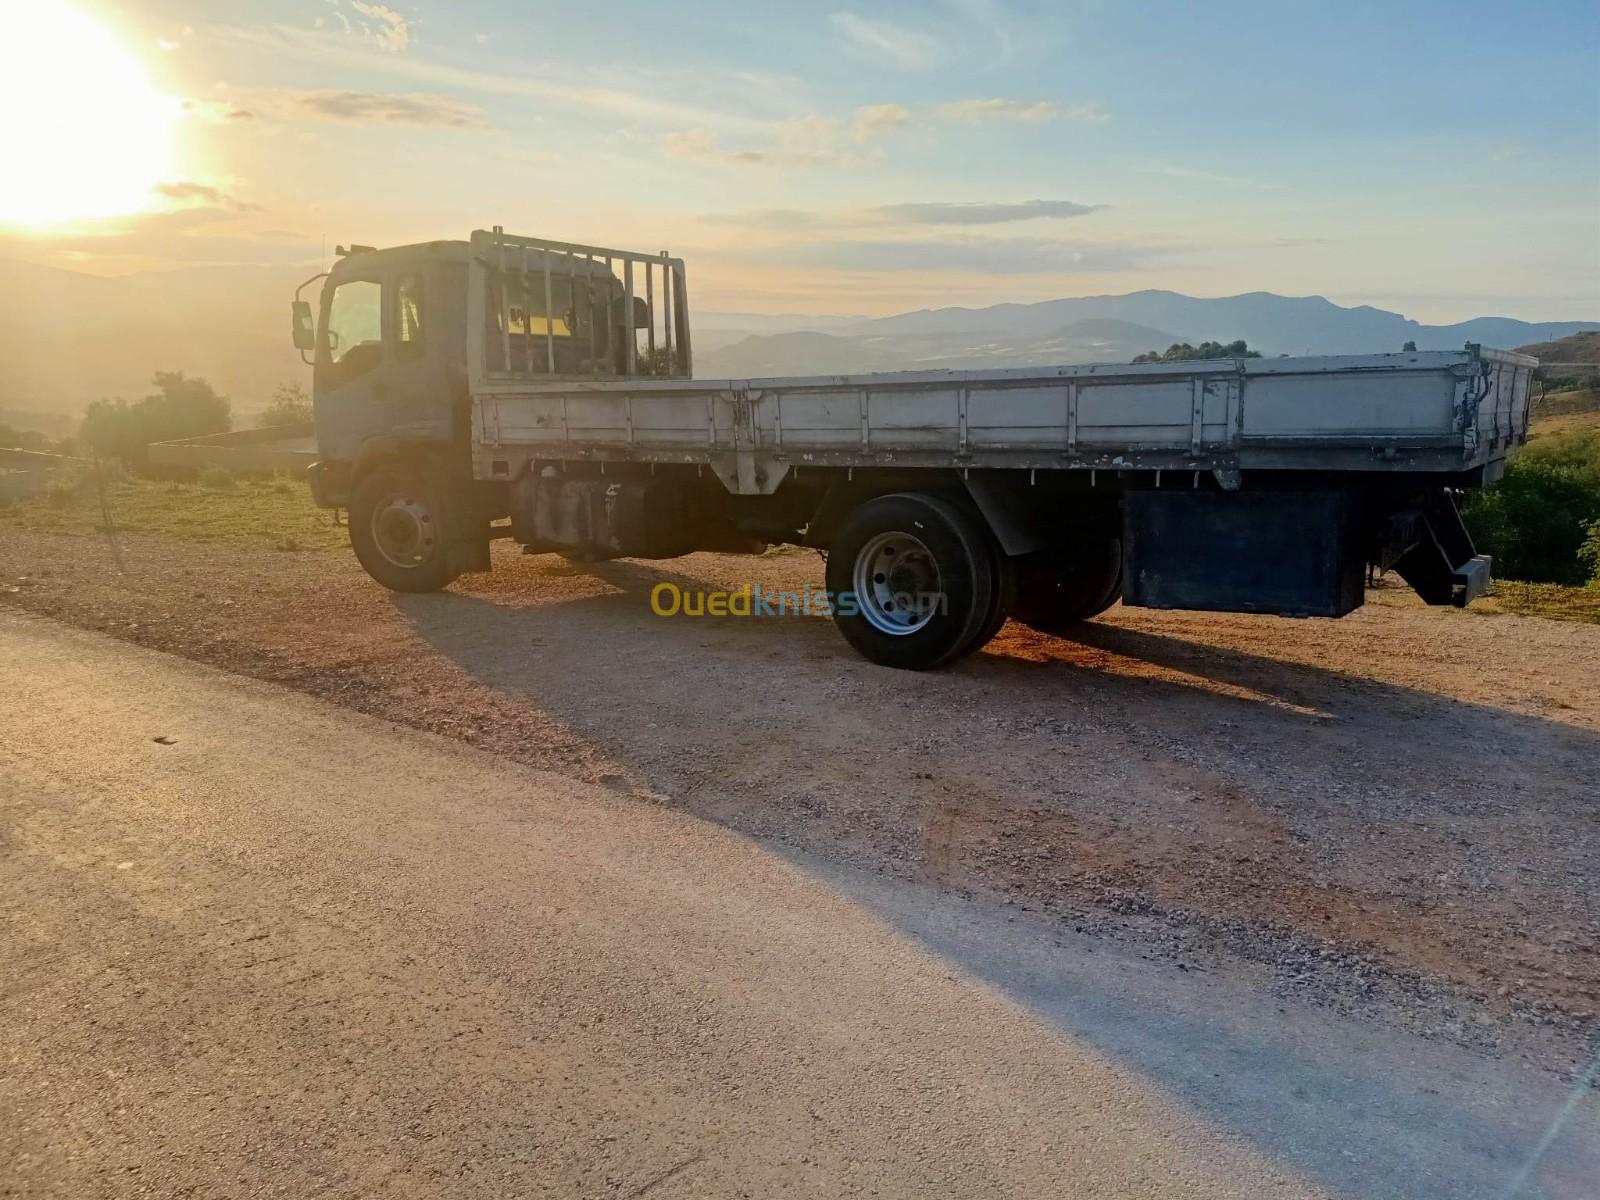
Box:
[290, 228, 1534, 669]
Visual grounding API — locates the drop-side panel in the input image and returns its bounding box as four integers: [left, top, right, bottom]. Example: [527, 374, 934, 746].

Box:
[469, 350, 1536, 486]
[965, 383, 1067, 448]
[1241, 370, 1458, 437]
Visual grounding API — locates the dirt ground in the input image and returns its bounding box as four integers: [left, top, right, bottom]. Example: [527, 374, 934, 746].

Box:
[3, 526, 1598, 1073]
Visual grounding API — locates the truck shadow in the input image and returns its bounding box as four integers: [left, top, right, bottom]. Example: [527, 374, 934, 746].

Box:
[390, 556, 1600, 1200]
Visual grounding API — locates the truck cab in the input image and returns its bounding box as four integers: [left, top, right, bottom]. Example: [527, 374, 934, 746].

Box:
[292, 235, 691, 512]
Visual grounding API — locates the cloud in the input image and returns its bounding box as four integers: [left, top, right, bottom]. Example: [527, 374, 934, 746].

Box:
[1148, 162, 1260, 187]
[944, 0, 1016, 61]
[937, 98, 1108, 124]
[350, 1, 410, 52]
[663, 128, 725, 162]
[182, 99, 254, 122]
[878, 200, 1102, 224]
[700, 199, 1103, 228]
[774, 237, 1148, 274]
[828, 12, 940, 67]
[663, 116, 863, 169]
[261, 90, 491, 129]
[154, 181, 260, 213]
[852, 103, 912, 143]
[224, 25, 772, 134]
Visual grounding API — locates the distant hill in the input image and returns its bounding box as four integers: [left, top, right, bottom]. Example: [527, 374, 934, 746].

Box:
[1516, 329, 1600, 364]
[699, 318, 1181, 378]
[843, 290, 1597, 356]
[700, 291, 1597, 378]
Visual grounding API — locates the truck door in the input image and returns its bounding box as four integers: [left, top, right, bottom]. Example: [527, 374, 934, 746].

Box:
[314, 264, 453, 463]
[377, 267, 453, 442]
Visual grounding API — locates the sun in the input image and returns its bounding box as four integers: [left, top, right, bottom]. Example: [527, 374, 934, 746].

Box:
[0, 3, 179, 226]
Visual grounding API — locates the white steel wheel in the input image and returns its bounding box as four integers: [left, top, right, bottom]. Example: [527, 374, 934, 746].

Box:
[851, 531, 943, 636]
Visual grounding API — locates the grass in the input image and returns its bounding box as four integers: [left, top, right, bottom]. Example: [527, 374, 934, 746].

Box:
[1346, 578, 1600, 625]
[1528, 408, 1600, 440]
[1528, 388, 1600, 441]
[1472, 580, 1600, 625]
[0, 471, 346, 550]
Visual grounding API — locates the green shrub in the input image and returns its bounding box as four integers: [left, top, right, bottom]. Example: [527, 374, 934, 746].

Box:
[1465, 429, 1600, 585]
[42, 467, 86, 508]
[80, 371, 231, 471]
[257, 381, 312, 428]
[198, 466, 237, 491]
[1580, 519, 1600, 586]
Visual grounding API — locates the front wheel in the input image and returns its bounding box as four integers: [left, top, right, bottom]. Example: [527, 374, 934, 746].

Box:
[348, 461, 461, 593]
[825, 493, 994, 670]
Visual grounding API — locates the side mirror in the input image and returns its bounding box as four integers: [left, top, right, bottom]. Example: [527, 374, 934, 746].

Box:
[632, 296, 650, 330]
[291, 300, 315, 351]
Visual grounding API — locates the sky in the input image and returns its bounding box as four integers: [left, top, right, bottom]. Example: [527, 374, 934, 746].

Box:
[1, 0, 1598, 321]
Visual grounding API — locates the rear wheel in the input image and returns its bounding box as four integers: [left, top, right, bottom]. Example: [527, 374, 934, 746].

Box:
[349, 460, 460, 593]
[969, 535, 1016, 653]
[826, 493, 994, 670]
[1010, 536, 1122, 635]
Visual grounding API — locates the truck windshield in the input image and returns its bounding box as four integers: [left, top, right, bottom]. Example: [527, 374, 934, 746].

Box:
[324, 278, 382, 377]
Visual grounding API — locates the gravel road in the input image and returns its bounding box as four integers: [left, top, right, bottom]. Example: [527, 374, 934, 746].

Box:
[4, 610, 1596, 1199]
[2, 610, 1328, 1199]
[2, 527, 1597, 1076]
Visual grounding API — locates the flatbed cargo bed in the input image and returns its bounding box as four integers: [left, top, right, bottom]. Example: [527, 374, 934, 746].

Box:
[470, 347, 1534, 494]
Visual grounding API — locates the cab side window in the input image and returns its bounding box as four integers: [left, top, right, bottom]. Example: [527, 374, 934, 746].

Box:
[322, 278, 383, 388]
[396, 273, 424, 361]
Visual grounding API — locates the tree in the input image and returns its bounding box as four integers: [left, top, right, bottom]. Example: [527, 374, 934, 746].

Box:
[0, 423, 58, 453]
[257, 381, 313, 428]
[80, 371, 231, 469]
[140, 371, 231, 442]
[1402, 340, 1418, 352]
[1133, 340, 1262, 364]
[1580, 518, 1600, 586]
[1463, 429, 1600, 585]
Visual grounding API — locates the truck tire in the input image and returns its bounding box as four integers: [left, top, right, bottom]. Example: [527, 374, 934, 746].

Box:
[969, 536, 1017, 653]
[1010, 537, 1122, 635]
[348, 460, 461, 593]
[826, 493, 995, 670]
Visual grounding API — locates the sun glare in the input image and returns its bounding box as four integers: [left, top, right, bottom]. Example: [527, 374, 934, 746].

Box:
[0, 3, 178, 227]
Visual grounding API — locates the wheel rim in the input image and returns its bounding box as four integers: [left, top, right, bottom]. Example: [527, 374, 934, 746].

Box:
[370, 493, 437, 569]
[851, 531, 943, 636]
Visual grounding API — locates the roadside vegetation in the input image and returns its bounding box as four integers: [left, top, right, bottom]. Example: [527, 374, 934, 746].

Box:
[1462, 335, 1600, 598]
[0, 469, 344, 551]
[256, 381, 312, 428]
[1, 371, 339, 550]
[80, 371, 232, 470]
[1476, 580, 1600, 624]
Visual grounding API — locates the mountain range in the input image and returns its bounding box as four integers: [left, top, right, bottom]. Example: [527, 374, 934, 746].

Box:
[696, 291, 1599, 377]
[1, 259, 1594, 432]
